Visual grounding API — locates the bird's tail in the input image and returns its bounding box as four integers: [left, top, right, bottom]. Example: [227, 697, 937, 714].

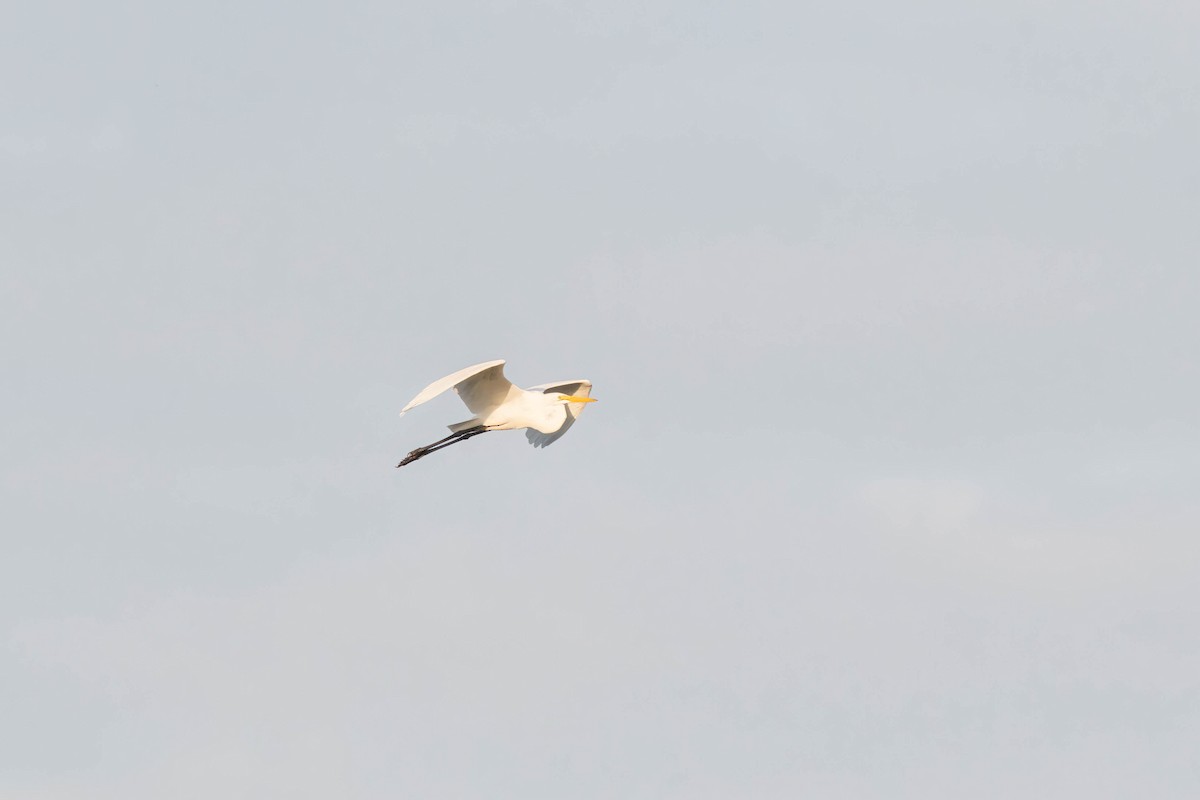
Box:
[447, 418, 482, 433]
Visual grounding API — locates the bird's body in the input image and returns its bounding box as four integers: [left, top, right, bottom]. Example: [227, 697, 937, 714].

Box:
[396, 360, 597, 467]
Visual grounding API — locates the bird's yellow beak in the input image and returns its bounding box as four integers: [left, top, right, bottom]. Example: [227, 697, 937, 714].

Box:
[559, 395, 597, 403]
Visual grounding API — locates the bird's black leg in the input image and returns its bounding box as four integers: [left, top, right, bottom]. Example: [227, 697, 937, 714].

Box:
[419, 430, 468, 450]
[418, 427, 489, 456]
[396, 426, 489, 468]
[395, 432, 460, 467]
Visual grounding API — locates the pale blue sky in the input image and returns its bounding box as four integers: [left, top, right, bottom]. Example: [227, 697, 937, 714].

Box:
[3, 1, 1199, 797]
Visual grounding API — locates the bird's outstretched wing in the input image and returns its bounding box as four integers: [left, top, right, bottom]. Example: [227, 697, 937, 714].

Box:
[524, 379, 593, 448]
[399, 359, 512, 417]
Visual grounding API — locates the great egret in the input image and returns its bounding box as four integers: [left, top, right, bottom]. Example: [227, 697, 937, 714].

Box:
[396, 359, 597, 468]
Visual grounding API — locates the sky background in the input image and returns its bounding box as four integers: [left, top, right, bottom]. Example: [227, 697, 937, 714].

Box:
[3, 1, 1199, 797]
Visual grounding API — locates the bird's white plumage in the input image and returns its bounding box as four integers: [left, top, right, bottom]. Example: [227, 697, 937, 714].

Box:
[455, 362, 522, 415]
[524, 380, 593, 448]
[398, 359, 507, 417]
[398, 360, 596, 453]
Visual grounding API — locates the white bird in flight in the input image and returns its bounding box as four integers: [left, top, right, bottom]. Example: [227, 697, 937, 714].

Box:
[396, 359, 597, 468]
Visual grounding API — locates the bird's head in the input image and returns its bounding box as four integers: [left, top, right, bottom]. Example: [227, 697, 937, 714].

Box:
[557, 394, 597, 405]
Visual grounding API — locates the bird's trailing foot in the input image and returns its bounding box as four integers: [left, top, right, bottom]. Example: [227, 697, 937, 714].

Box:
[396, 448, 426, 468]
[395, 425, 489, 469]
